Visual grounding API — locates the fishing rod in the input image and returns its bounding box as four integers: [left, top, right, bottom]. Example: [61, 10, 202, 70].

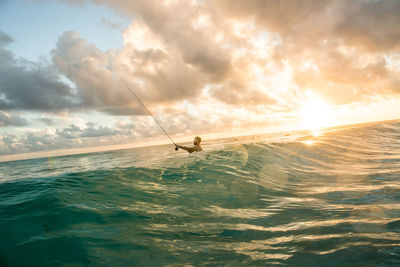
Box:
[120, 79, 178, 150]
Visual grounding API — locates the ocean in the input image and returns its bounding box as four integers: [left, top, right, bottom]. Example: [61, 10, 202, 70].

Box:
[1, 120, 399, 266]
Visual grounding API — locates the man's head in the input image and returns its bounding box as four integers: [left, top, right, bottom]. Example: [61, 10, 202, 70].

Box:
[194, 136, 201, 145]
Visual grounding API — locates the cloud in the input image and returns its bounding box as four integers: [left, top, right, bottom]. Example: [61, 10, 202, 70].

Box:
[39, 117, 55, 126]
[51, 30, 202, 112]
[2, 0, 400, 156]
[55, 124, 82, 139]
[0, 30, 160, 115]
[0, 32, 76, 111]
[52, 31, 124, 107]
[56, 123, 121, 139]
[287, 42, 395, 104]
[87, 0, 400, 105]
[99, 17, 124, 30]
[209, 0, 400, 51]
[0, 122, 127, 155]
[1, 133, 24, 154]
[0, 31, 13, 45]
[0, 101, 277, 155]
[0, 111, 27, 127]
[1, 132, 57, 154]
[96, 0, 233, 80]
[332, 0, 400, 52]
[80, 125, 120, 137]
[201, 0, 400, 104]
[2, 1, 400, 116]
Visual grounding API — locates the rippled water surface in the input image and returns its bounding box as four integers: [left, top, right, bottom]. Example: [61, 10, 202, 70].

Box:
[1, 120, 400, 266]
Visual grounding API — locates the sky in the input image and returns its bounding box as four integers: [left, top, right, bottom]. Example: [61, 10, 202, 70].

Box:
[0, 0, 400, 160]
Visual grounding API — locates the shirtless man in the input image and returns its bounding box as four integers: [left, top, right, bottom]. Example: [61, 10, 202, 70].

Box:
[175, 136, 203, 153]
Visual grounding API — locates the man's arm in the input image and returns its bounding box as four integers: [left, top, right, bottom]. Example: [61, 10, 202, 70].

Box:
[176, 145, 196, 153]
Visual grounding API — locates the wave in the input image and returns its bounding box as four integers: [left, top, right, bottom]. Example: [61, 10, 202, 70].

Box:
[1, 120, 400, 266]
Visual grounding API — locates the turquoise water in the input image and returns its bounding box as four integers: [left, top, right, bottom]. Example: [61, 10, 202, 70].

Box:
[1, 120, 400, 266]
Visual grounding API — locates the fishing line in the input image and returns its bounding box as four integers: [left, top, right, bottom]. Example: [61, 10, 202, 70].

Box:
[120, 79, 177, 148]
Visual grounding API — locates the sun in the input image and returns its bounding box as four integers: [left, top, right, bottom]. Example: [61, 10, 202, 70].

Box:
[299, 93, 335, 131]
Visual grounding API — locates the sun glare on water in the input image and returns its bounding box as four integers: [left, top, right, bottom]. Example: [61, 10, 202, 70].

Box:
[299, 93, 336, 131]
